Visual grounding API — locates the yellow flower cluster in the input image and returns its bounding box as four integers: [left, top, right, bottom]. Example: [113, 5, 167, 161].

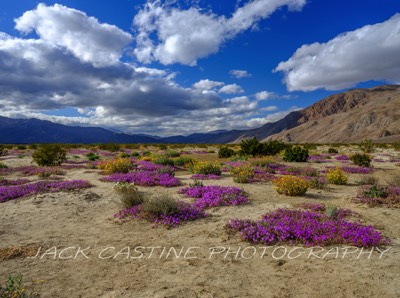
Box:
[326, 167, 347, 185]
[230, 165, 254, 183]
[97, 158, 133, 174]
[273, 175, 309, 196]
[190, 160, 221, 175]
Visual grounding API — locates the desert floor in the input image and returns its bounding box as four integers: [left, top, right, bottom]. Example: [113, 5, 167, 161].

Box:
[1, 147, 400, 298]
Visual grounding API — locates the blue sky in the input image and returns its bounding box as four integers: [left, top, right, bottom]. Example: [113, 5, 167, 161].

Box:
[0, 0, 399, 136]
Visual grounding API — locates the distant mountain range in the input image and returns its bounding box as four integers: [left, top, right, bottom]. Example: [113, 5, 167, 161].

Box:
[1, 84, 399, 144]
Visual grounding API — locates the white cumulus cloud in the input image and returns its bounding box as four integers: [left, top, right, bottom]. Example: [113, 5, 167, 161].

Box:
[275, 14, 400, 91]
[219, 84, 244, 94]
[15, 3, 133, 67]
[230, 69, 251, 78]
[133, 0, 307, 65]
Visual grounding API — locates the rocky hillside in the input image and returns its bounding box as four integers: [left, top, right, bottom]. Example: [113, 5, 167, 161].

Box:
[259, 85, 400, 143]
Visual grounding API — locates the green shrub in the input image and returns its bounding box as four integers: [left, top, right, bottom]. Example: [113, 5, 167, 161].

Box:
[350, 153, 371, 167]
[0, 162, 8, 169]
[327, 148, 338, 154]
[0, 145, 7, 156]
[28, 144, 38, 150]
[164, 150, 180, 158]
[260, 140, 286, 156]
[157, 166, 175, 177]
[86, 152, 100, 161]
[363, 185, 388, 198]
[141, 194, 179, 218]
[358, 139, 374, 153]
[118, 152, 130, 159]
[392, 142, 400, 151]
[16, 145, 27, 150]
[172, 156, 194, 167]
[158, 144, 168, 150]
[32, 144, 67, 166]
[154, 156, 175, 166]
[131, 151, 140, 157]
[218, 146, 235, 158]
[113, 182, 143, 208]
[283, 146, 309, 162]
[239, 137, 261, 157]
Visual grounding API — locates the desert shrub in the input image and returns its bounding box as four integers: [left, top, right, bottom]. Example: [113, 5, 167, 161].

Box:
[172, 156, 194, 167]
[154, 156, 175, 166]
[118, 152, 130, 159]
[303, 143, 317, 150]
[189, 179, 204, 187]
[142, 150, 151, 156]
[86, 152, 99, 161]
[164, 150, 180, 158]
[308, 176, 328, 190]
[218, 146, 235, 158]
[350, 153, 371, 167]
[392, 142, 400, 151]
[157, 166, 175, 177]
[283, 146, 309, 162]
[28, 144, 38, 150]
[328, 148, 338, 154]
[113, 182, 143, 208]
[362, 185, 388, 199]
[98, 143, 121, 152]
[0, 145, 7, 157]
[239, 137, 260, 156]
[190, 161, 221, 175]
[358, 139, 374, 153]
[229, 165, 254, 183]
[0, 162, 8, 169]
[130, 151, 140, 157]
[16, 145, 26, 150]
[141, 194, 180, 218]
[327, 167, 348, 185]
[273, 175, 309, 196]
[97, 158, 133, 174]
[0, 273, 40, 298]
[158, 144, 168, 150]
[260, 140, 286, 156]
[32, 144, 67, 166]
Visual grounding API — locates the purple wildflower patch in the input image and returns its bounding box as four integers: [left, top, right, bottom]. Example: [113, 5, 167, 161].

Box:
[190, 174, 221, 180]
[228, 208, 390, 247]
[0, 180, 91, 203]
[101, 171, 180, 187]
[178, 185, 249, 209]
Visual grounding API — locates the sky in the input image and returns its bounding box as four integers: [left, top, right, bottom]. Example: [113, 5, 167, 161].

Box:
[0, 0, 399, 136]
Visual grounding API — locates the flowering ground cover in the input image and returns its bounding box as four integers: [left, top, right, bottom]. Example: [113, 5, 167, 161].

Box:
[352, 185, 400, 208]
[190, 174, 221, 180]
[227, 208, 390, 247]
[178, 185, 249, 209]
[0, 180, 91, 203]
[101, 171, 181, 187]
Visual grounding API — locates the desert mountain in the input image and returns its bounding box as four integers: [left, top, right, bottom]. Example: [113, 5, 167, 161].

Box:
[0, 85, 399, 144]
[261, 85, 400, 143]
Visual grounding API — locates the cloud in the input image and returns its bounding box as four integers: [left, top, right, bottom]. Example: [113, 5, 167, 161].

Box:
[275, 14, 400, 91]
[133, 0, 307, 65]
[15, 3, 133, 67]
[219, 84, 244, 94]
[230, 69, 251, 78]
[255, 91, 276, 100]
[193, 79, 225, 91]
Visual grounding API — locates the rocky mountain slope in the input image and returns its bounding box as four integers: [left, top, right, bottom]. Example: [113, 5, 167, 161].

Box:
[262, 85, 400, 143]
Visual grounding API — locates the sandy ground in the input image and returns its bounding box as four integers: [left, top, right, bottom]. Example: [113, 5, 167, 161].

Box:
[1, 148, 400, 297]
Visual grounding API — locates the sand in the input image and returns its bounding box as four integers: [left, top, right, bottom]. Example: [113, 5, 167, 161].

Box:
[1, 148, 400, 297]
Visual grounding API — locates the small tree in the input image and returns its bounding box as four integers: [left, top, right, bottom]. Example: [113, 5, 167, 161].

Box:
[32, 144, 67, 166]
[218, 146, 235, 158]
[239, 137, 261, 157]
[283, 146, 309, 162]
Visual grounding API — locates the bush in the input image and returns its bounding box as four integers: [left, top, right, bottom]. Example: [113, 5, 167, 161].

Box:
[283, 146, 309, 162]
[16, 145, 26, 150]
[230, 165, 254, 183]
[190, 161, 221, 175]
[0, 145, 7, 156]
[32, 144, 67, 166]
[113, 182, 143, 208]
[328, 148, 338, 154]
[350, 153, 371, 167]
[86, 152, 99, 161]
[154, 156, 175, 166]
[273, 175, 309, 196]
[97, 158, 134, 174]
[358, 139, 374, 153]
[239, 138, 286, 157]
[260, 140, 286, 156]
[172, 156, 194, 167]
[118, 152, 130, 159]
[363, 185, 388, 199]
[218, 146, 235, 158]
[141, 194, 180, 218]
[131, 151, 140, 157]
[164, 150, 180, 158]
[327, 167, 347, 185]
